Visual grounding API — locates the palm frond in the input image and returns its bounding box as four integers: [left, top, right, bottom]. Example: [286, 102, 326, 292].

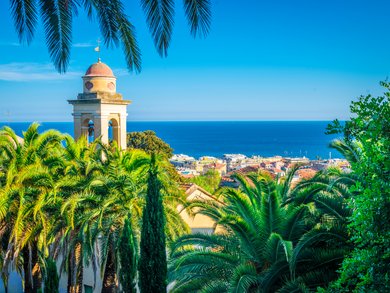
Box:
[183, 0, 211, 37]
[90, 0, 120, 46]
[329, 139, 360, 164]
[290, 225, 348, 277]
[10, 0, 38, 44]
[22, 122, 40, 147]
[280, 163, 300, 200]
[277, 279, 310, 293]
[265, 233, 293, 264]
[141, 0, 175, 57]
[39, 0, 73, 73]
[229, 263, 259, 293]
[117, 14, 142, 72]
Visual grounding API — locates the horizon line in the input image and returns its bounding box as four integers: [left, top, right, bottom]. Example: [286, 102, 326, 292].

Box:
[0, 120, 343, 123]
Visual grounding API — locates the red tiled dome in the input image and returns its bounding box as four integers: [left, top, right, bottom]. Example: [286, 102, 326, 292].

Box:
[85, 61, 114, 77]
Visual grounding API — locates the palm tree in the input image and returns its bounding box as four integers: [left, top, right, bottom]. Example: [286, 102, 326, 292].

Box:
[63, 143, 189, 292]
[169, 168, 353, 292]
[82, 145, 149, 293]
[8, 0, 211, 73]
[53, 135, 104, 293]
[0, 123, 63, 293]
[0, 124, 190, 292]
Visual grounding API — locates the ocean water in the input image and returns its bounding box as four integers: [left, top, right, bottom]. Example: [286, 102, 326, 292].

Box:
[0, 121, 342, 159]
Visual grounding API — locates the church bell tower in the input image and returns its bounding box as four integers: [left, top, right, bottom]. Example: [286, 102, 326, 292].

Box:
[68, 59, 130, 149]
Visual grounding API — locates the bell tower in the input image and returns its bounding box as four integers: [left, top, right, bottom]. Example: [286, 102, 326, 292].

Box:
[68, 59, 131, 149]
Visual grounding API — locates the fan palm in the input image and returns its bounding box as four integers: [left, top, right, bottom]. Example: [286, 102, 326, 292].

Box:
[8, 0, 211, 73]
[169, 167, 352, 292]
[0, 123, 63, 293]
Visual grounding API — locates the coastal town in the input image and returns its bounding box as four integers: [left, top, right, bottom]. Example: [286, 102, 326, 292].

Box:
[171, 153, 351, 186]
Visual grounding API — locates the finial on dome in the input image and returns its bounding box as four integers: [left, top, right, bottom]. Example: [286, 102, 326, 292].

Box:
[94, 38, 101, 62]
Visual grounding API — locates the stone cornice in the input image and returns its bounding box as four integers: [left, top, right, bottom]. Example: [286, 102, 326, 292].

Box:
[68, 99, 131, 105]
[68, 91, 131, 105]
[77, 92, 123, 100]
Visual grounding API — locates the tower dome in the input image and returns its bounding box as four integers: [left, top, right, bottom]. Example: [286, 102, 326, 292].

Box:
[82, 60, 116, 94]
[85, 61, 114, 77]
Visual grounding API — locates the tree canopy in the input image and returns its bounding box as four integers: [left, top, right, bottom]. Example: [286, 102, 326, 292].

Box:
[127, 130, 174, 158]
[189, 169, 221, 193]
[326, 81, 390, 292]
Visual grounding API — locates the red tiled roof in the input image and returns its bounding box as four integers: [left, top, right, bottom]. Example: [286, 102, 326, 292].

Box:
[297, 168, 317, 180]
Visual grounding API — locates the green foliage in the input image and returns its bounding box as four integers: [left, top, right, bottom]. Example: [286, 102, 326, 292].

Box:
[139, 154, 168, 293]
[119, 217, 138, 293]
[326, 81, 390, 292]
[0, 124, 188, 291]
[127, 130, 173, 158]
[44, 258, 59, 293]
[0, 123, 63, 292]
[189, 169, 221, 193]
[169, 170, 353, 292]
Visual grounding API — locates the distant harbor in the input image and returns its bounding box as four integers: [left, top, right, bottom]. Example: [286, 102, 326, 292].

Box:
[0, 121, 342, 159]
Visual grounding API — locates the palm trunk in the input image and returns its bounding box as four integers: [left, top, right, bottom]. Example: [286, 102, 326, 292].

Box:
[67, 242, 83, 293]
[22, 246, 33, 293]
[102, 245, 117, 293]
[31, 243, 41, 292]
[75, 243, 83, 293]
[77, 263, 83, 293]
[67, 246, 75, 293]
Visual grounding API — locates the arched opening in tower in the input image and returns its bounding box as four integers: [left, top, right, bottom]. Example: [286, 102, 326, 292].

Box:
[87, 119, 95, 143]
[108, 118, 119, 145]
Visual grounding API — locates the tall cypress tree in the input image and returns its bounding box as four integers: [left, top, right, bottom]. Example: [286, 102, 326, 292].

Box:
[139, 154, 167, 293]
[119, 217, 138, 293]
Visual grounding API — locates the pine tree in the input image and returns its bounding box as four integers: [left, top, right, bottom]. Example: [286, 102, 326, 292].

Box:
[139, 154, 167, 293]
[44, 258, 59, 293]
[119, 217, 138, 293]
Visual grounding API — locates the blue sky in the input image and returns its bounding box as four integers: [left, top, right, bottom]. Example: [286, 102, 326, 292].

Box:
[0, 0, 389, 121]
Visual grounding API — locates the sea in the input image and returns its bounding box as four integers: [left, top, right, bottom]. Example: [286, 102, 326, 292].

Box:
[0, 121, 343, 160]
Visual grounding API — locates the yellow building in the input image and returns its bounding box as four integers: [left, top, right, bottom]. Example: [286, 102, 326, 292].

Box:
[180, 184, 223, 234]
